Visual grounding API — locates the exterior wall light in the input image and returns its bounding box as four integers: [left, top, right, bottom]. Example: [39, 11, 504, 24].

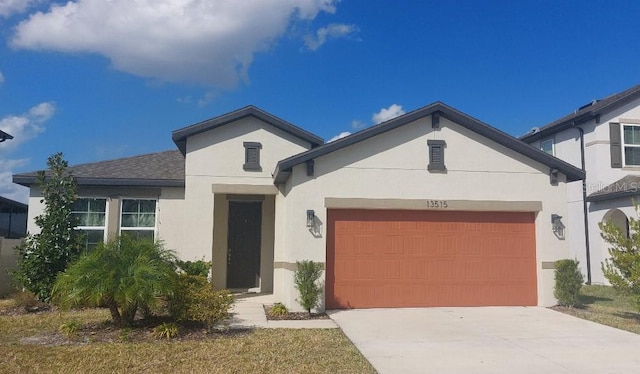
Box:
[551, 214, 565, 239]
[306, 210, 315, 228]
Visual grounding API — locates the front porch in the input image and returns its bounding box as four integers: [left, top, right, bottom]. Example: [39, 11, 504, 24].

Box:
[210, 188, 276, 294]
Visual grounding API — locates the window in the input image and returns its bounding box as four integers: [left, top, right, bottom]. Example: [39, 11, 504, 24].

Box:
[120, 199, 156, 240]
[540, 138, 554, 155]
[623, 125, 640, 166]
[243, 142, 262, 171]
[72, 198, 107, 250]
[427, 140, 446, 171]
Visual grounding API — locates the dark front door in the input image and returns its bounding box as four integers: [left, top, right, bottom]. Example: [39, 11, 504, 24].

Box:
[227, 201, 262, 289]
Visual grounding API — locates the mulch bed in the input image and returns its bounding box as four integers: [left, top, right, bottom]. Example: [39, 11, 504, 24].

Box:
[2, 305, 249, 346]
[263, 305, 329, 320]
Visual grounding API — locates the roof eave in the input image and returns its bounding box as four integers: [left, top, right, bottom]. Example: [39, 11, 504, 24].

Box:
[172, 106, 324, 154]
[13, 175, 185, 188]
[273, 102, 584, 184]
[587, 190, 639, 203]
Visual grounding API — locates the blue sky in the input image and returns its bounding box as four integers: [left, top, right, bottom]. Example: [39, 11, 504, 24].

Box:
[1, 0, 640, 202]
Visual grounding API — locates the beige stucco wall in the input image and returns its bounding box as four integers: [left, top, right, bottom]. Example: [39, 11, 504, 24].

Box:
[273, 115, 571, 311]
[181, 116, 312, 262]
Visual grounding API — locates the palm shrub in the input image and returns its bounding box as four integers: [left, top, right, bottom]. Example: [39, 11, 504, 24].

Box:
[554, 259, 584, 307]
[294, 260, 323, 315]
[52, 236, 178, 326]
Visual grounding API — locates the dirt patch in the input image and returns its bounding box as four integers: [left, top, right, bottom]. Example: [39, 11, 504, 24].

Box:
[263, 305, 329, 320]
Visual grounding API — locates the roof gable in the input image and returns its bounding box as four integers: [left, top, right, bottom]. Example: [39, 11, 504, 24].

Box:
[172, 105, 323, 154]
[274, 102, 585, 183]
[521, 83, 640, 142]
[13, 150, 185, 187]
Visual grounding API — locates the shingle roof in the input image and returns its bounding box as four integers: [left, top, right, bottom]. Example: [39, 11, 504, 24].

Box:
[274, 101, 585, 184]
[521, 83, 640, 142]
[172, 105, 323, 154]
[13, 150, 185, 187]
[587, 175, 640, 202]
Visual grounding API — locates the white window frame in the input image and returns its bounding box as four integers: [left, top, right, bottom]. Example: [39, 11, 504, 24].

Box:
[540, 138, 554, 156]
[119, 198, 158, 240]
[622, 124, 640, 166]
[72, 197, 108, 250]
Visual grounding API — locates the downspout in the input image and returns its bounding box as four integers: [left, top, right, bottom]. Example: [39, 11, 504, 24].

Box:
[574, 122, 591, 284]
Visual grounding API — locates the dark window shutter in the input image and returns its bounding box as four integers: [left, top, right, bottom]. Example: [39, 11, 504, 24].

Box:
[243, 142, 262, 171]
[427, 140, 446, 171]
[610, 123, 622, 168]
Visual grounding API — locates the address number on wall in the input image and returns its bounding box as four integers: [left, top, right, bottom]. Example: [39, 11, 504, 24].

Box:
[426, 200, 448, 208]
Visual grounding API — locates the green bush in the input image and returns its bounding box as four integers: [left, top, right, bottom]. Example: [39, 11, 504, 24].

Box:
[294, 260, 323, 314]
[268, 302, 289, 317]
[554, 259, 584, 307]
[176, 259, 211, 276]
[169, 274, 233, 329]
[52, 236, 178, 327]
[59, 320, 80, 337]
[152, 322, 179, 340]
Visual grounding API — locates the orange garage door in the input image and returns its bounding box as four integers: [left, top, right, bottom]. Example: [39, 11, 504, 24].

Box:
[326, 209, 537, 309]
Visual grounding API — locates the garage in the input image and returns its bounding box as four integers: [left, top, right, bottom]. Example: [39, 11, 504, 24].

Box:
[326, 209, 537, 309]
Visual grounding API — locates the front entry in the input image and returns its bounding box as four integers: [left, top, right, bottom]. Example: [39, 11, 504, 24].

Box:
[227, 201, 262, 289]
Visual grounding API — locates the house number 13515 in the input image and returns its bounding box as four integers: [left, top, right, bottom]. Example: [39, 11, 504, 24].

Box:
[426, 200, 448, 208]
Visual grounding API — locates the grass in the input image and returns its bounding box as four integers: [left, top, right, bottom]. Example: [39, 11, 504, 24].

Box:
[0, 299, 375, 373]
[555, 284, 640, 334]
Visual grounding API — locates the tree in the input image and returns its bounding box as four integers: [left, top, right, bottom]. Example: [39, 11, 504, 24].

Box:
[294, 260, 323, 315]
[600, 208, 640, 311]
[13, 152, 82, 301]
[53, 236, 178, 327]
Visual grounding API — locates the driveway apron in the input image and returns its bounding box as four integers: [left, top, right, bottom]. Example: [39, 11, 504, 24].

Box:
[329, 307, 640, 374]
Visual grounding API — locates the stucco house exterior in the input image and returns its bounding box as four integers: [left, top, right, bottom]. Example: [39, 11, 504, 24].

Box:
[14, 103, 583, 310]
[521, 83, 640, 285]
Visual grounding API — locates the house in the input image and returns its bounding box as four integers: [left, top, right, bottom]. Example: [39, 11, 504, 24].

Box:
[14, 103, 584, 310]
[521, 83, 640, 285]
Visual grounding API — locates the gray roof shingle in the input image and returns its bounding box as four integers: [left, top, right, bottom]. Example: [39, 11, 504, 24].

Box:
[13, 150, 185, 187]
[587, 175, 640, 202]
[521, 83, 640, 142]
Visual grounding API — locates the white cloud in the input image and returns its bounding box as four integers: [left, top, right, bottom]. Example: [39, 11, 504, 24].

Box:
[328, 131, 350, 142]
[372, 104, 405, 124]
[0, 101, 56, 203]
[0, 0, 37, 17]
[351, 119, 365, 129]
[0, 70, 4, 84]
[11, 0, 340, 86]
[0, 158, 29, 202]
[304, 23, 358, 51]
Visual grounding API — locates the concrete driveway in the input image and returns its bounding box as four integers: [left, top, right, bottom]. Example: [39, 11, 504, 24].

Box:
[329, 307, 640, 374]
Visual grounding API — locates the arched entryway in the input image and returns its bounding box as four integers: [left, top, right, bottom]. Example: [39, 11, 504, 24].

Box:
[602, 209, 629, 238]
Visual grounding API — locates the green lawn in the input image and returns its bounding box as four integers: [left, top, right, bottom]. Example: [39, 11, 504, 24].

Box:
[0, 299, 375, 373]
[554, 284, 640, 334]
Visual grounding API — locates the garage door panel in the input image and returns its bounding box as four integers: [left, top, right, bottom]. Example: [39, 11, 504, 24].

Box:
[326, 209, 537, 309]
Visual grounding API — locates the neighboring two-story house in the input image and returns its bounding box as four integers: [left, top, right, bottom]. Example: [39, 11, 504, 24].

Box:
[521, 84, 640, 285]
[14, 103, 583, 310]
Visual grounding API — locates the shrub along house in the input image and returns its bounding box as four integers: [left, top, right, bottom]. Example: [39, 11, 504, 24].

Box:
[14, 103, 583, 311]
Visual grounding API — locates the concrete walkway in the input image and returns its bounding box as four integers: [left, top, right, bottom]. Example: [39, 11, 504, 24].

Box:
[227, 293, 338, 329]
[329, 307, 640, 374]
